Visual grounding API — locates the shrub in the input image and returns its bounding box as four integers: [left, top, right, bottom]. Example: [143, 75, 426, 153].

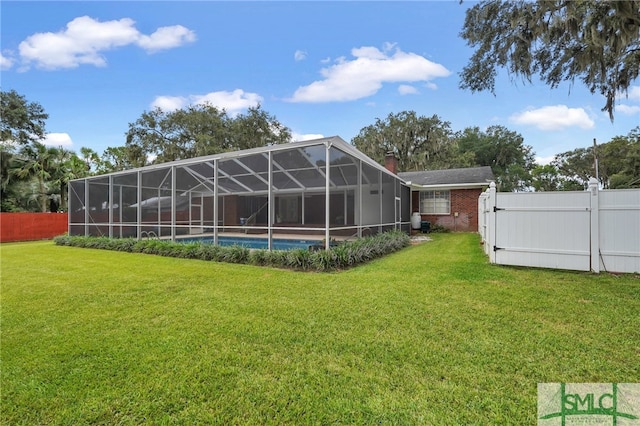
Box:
[140, 240, 166, 255]
[179, 242, 201, 259]
[429, 223, 450, 233]
[331, 244, 355, 269]
[53, 230, 412, 272]
[265, 249, 288, 268]
[311, 249, 337, 271]
[113, 238, 138, 252]
[53, 235, 71, 246]
[249, 249, 269, 266]
[195, 243, 220, 261]
[221, 245, 250, 264]
[285, 248, 313, 270]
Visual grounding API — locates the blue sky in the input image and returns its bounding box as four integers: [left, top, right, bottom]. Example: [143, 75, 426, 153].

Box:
[2, 1, 638, 165]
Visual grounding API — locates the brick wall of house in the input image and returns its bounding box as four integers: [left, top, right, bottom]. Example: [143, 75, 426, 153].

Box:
[411, 188, 483, 232]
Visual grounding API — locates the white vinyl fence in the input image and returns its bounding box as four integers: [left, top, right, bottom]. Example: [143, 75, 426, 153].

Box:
[479, 179, 640, 273]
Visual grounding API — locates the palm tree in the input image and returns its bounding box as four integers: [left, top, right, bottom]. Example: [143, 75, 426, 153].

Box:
[10, 142, 59, 212]
[1, 144, 18, 211]
[51, 149, 90, 211]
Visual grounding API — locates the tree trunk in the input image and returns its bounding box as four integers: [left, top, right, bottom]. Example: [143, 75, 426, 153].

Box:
[60, 183, 67, 212]
[39, 178, 47, 212]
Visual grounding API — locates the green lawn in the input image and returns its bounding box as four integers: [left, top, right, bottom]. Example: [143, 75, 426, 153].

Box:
[1, 233, 638, 425]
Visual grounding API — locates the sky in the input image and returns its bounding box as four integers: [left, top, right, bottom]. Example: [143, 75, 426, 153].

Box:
[1, 1, 639, 166]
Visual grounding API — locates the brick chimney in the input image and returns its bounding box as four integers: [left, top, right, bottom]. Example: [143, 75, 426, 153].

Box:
[384, 151, 398, 174]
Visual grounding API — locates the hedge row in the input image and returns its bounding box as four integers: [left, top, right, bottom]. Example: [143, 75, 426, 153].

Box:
[53, 231, 411, 272]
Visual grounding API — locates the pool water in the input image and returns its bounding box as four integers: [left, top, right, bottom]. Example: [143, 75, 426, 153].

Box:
[181, 236, 318, 250]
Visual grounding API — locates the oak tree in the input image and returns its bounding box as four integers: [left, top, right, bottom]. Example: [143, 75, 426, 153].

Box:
[460, 0, 640, 120]
[1, 89, 48, 146]
[352, 111, 469, 172]
[456, 125, 535, 191]
[125, 104, 291, 163]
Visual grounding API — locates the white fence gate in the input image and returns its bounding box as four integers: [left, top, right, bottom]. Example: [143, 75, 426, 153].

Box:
[479, 179, 640, 273]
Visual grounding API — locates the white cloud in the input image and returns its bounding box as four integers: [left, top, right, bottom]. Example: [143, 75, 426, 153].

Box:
[294, 50, 307, 61]
[292, 132, 324, 141]
[288, 44, 450, 103]
[42, 132, 73, 147]
[510, 105, 594, 131]
[615, 86, 640, 115]
[152, 89, 263, 115]
[151, 96, 187, 111]
[615, 85, 640, 116]
[18, 16, 195, 70]
[535, 155, 555, 166]
[398, 84, 418, 95]
[618, 85, 640, 101]
[0, 52, 14, 70]
[617, 104, 640, 115]
[137, 25, 195, 52]
[191, 90, 263, 115]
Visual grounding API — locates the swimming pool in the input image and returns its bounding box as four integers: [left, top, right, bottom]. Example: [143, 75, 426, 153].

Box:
[180, 236, 319, 250]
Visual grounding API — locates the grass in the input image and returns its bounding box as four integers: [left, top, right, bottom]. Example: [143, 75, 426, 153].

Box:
[1, 233, 639, 425]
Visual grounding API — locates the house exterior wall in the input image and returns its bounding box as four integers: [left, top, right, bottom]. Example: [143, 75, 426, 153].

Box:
[411, 188, 483, 232]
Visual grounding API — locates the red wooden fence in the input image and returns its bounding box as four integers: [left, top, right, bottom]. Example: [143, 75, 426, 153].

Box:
[0, 213, 68, 243]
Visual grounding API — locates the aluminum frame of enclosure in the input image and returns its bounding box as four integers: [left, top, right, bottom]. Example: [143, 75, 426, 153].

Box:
[68, 136, 411, 250]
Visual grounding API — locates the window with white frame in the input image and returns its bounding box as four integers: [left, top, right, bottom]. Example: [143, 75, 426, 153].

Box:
[420, 190, 450, 214]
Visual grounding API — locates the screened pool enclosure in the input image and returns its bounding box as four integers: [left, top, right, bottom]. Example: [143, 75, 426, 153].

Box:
[69, 136, 411, 250]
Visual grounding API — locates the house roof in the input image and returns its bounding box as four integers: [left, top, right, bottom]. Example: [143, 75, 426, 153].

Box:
[398, 166, 494, 188]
